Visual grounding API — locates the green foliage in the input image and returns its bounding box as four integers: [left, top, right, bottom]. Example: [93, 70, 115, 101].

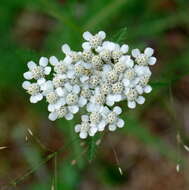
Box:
[111, 27, 127, 44]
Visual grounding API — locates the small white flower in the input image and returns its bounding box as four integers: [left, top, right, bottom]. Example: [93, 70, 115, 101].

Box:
[112, 82, 124, 94]
[96, 41, 119, 63]
[64, 84, 86, 114]
[23, 57, 51, 84]
[41, 80, 54, 95]
[105, 106, 124, 131]
[110, 43, 129, 62]
[100, 82, 112, 95]
[91, 55, 103, 69]
[52, 74, 67, 88]
[125, 88, 145, 109]
[62, 44, 81, 63]
[46, 90, 65, 112]
[75, 115, 97, 139]
[136, 75, 152, 94]
[82, 50, 94, 62]
[106, 70, 119, 83]
[134, 65, 151, 76]
[49, 56, 68, 74]
[122, 69, 139, 92]
[82, 31, 106, 50]
[89, 111, 106, 132]
[48, 106, 68, 121]
[132, 47, 157, 66]
[22, 81, 43, 103]
[119, 55, 134, 68]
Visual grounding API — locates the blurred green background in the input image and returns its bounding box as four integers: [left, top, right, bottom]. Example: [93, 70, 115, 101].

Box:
[0, 0, 189, 189]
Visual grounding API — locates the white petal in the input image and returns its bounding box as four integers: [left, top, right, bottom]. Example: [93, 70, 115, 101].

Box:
[64, 56, 72, 64]
[65, 82, 73, 92]
[123, 79, 130, 87]
[37, 78, 46, 85]
[27, 61, 36, 70]
[86, 103, 93, 112]
[30, 95, 38, 103]
[119, 56, 126, 63]
[78, 97, 87, 107]
[144, 85, 152, 93]
[55, 101, 62, 109]
[103, 64, 112, 72]
[68, 105, 79, 114]
[89, 132, 95, 137]
[106, 99, 114, 106]
[75, 124, 81, 133]
[22, 81, 31, 89]
[98, 31, 106, 39]
[136, 85, 143, 94]
[56, 87, 64, 96]
[41, 81, 53, 92]
[67, 70, 75, 79]
[48, 104, 56, 112]
[94, 87, 100, 95]
[96, 46, 102, 53]
[39, 57, 48, 67]
[80, 76, 89, 83]
[80, 132, 88, 139]
[83, 62, 91, 69]
[117, 119, 124, 128]
[128, 101, 136, 109]
[87, 103, 97, 112]
[132, 49, 140, 58]
[65, 113, 73, 120]
[83, 31, 93, 41]
[126, 59, 134, 68]
[109, 124, 116, 131]
[44, 66, 51, 75]
[49, 56, 59, 66]
[113, 106, 122, 115]
[48, 112, 58, 121]
[89, 127, 97, 136]
[82, 42, 91, 50]
[143, 66, 151, 75]
[148, 57, 156, 65]
[121, 44, 129, 53]
[23, 71, 33, 80]
[81, 115, 89, 122]
[113, 94, 122, 102]
[134, 65, 146, 76]
[62, 44, 71, 54]
[101, 106, 110, 117]
[72, 85, 80, 94]
[106, 42, 115, 51]
[59, 98, 66, 106]
[35, 93, 43, 101]
[98, 121, 106, 131]
[136, 96, 145, 104]
[144, 47, 154, 57]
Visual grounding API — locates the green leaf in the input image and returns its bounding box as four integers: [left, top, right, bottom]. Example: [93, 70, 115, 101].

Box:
[111, 26, 127, 43]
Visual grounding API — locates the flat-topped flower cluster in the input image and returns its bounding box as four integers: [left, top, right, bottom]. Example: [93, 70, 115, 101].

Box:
[22, 31, 157, 139]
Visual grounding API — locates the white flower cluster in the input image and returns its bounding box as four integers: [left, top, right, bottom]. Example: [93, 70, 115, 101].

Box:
[22, 31, 157, 139]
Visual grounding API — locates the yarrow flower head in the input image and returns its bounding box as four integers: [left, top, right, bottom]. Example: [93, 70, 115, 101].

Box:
[22, 30, 157, 139]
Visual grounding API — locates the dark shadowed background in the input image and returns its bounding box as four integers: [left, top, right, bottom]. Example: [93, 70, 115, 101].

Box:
[0, 0, 189, 189]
